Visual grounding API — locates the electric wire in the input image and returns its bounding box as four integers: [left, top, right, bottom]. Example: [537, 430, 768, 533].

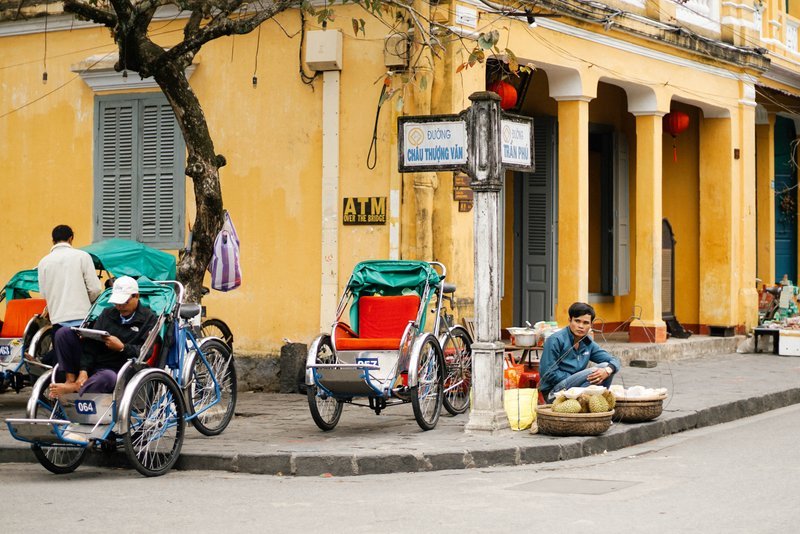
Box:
[0, 51, 114, 119]
[366, 83, 387, 170]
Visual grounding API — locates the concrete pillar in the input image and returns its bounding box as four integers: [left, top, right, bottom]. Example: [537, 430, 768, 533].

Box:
[406, 1, 434, 260]
[699, 117, 738, 329]
[756, 112, 776, 286]
[738, 94, 759, 331]
[464, 92, 508, 433]
[630, 113, 667, 343]
[413, 173, 438, 260]
[555, 97, 591, 322]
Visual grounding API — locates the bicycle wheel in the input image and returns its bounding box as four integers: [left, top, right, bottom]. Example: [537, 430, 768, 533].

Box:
[307, 335, 343, 431]
[30, 388, 87, 474]
[410, 334, 444, 431]
[187, 339, 237, 436]
[200, 318, 234, 348]
[123, 372, 185, 477]
[440, 325, 472, 415]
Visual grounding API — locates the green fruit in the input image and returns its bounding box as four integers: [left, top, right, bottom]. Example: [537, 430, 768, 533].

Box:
[576, 394, 591, 413]
[602, 390, 616, 409]
[588, 394, 610, 413]
[553, 399, 582, 413]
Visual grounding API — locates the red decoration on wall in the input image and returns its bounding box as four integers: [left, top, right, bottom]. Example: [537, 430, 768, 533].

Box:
[663, 111, 690, 162]
[488, 80, 518, 110]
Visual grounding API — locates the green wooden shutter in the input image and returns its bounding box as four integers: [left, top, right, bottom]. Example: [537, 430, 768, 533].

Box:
[96, 101, 136, 240]
[94, 94, 184, 248]
[140, 100, 181, 246]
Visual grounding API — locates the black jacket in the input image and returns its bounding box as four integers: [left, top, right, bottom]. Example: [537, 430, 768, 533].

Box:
[80, 303, 157, 372]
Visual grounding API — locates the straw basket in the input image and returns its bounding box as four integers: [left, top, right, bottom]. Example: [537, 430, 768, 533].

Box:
[536, 405, 614, 436]
[612, 395, 667, 423]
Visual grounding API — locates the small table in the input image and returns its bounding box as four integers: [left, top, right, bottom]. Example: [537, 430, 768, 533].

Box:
[753, 328, 780, 355]
[504, 344, 541, 364]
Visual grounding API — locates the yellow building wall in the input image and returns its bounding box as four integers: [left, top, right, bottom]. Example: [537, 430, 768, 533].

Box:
[495, 16, 743, 330]
[662, 103, 701, 327]
[0, 5, 766, 348]
[0, 9, 416, 354]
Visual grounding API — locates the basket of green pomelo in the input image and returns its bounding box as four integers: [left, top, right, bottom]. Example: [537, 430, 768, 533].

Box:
[609, 386, 668, 423]
[537, 388, 615, 436]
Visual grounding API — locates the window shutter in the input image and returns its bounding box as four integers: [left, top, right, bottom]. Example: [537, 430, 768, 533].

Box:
[612, 132, 630, 296]
[140, 100, 180, 245]
[96, 102, 136, 240]
[94, 94, 184, 248]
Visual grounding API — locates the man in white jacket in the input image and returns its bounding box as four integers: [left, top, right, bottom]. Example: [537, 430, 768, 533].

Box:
[37, 225, 103, 363]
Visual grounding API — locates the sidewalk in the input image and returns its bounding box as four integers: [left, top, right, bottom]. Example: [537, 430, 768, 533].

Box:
[1, 349, 799, 476]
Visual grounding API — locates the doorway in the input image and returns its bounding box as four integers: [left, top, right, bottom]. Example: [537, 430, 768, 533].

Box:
[514, 116, 557, 324]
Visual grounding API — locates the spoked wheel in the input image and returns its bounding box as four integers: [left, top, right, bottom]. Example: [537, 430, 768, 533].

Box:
[30, 389, 87, 474]
[123, 372, 185, 477]
[200, 318, 234, 348]
[410, 334, 445, 430]
[440, 326, 472, 415]
[307, 335, 343, 431]
[187, 339, 237, 436]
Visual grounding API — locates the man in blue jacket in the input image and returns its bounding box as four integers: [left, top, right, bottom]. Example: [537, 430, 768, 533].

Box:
[538, 302, 620, 401]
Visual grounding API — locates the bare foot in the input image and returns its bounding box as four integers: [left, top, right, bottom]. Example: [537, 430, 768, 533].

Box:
[49, 381, 79, 399]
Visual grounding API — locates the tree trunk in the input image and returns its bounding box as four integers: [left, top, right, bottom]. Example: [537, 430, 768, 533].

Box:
[151, 61, 225, 303]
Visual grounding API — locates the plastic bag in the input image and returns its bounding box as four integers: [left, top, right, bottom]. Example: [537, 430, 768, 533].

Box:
[503, 355, 524, 389]
[504, 388, 538, 431]
[209, 211, 241, 291]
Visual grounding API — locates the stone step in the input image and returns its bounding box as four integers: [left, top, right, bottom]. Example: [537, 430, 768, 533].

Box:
[596, 334, 744, 366]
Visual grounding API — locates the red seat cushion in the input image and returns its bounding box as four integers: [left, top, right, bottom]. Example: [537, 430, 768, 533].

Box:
[334, 295, 420, 351]
[336, 337, 405, 350]
[0, 299, 46, 338]
[358, 295, 419, 339]
[145, 340, 162, 367]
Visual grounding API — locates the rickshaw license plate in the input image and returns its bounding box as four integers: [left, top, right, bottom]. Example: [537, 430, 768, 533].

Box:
[356, 357, 379, 367]
[75, 400, 97, 415]
[0, 345, 11, 362]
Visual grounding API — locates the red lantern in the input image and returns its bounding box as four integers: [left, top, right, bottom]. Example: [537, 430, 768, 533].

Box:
[488, 80, 518, 110]
[663, 111, 690, 162]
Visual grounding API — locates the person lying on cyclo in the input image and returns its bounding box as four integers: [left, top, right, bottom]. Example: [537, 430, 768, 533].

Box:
[49, 276, 157, 398]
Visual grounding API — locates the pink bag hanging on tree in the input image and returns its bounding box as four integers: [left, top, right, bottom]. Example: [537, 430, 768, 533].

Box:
[209, 210, 241, 291]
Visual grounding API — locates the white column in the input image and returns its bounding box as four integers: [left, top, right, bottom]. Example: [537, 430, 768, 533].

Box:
[320, 70, 340, 331]
[464, 92, 508, 432]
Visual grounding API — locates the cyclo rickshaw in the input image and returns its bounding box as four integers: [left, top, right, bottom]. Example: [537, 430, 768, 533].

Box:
[5, 277, 236, 477]
[0, 239, 178, 394]
[306, 260, 472, 431]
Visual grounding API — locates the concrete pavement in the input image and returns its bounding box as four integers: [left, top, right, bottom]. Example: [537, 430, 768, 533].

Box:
[1, 338, 799, 476]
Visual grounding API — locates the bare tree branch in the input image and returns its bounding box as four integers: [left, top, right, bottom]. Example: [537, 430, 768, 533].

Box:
[156, 1, 296, 68]
[63, 0, 117, 27]
[184, 9, 205, 40]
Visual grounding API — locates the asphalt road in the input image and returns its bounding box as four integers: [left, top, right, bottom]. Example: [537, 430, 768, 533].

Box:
[4, 404, 799, 533]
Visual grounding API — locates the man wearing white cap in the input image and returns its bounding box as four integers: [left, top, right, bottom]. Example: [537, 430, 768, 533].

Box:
[49, 276, 157, 397]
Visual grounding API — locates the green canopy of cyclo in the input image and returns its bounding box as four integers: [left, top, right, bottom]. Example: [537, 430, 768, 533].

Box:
[1, 239, 176, 301]
[346, 260, 442, 332]
[82, 238, 176, 281]
[1, 269, 39, 300]
[88, 277, 177, 321]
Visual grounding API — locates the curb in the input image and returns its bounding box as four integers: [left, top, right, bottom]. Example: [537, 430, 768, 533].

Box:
[5, 386, 797, 476]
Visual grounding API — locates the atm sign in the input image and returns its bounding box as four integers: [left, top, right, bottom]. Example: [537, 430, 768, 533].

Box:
[342, 197, 387, 225]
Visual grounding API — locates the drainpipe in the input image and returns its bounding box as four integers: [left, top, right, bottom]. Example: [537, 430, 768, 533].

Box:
[305, 30, 343, 330]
